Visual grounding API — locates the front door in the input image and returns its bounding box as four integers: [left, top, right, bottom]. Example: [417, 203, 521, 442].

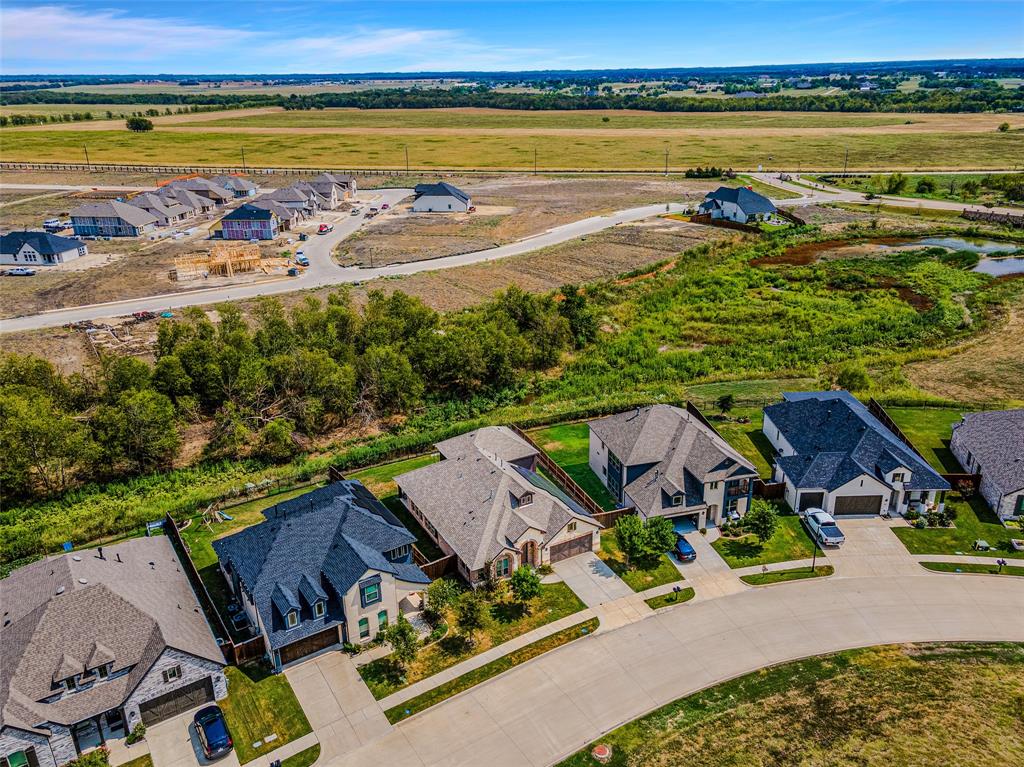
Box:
[72, 719, 102, 754]
[520, 541, 536, 567]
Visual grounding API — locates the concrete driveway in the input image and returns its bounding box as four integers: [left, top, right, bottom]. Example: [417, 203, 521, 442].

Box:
[146, 707, 239, 767]
[671, 531, 746, 599]
[824, 517, 924, 576]
[552, 552, 633, 607]
[328, 572, 1024, 767]
[284, 652, 391, 760]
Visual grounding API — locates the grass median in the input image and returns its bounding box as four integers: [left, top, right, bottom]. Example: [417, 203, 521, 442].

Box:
[644, 587, 695, 610]
[385, 617, 599, 723]
[740, 564, 834, 585]
[921, 561, 1024, 577]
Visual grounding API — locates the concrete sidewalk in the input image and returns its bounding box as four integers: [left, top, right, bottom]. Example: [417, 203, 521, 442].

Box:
[328, 573, 1024, 767]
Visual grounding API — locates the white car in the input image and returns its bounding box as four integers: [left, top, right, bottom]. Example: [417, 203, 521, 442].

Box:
[802, 508, 845, 546]
[6, 267, 37, 276]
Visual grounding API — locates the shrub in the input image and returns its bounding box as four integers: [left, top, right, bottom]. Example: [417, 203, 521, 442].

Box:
[915, 177, 937, 194]
[905, 509, 921, 521]
[998, 122, 1010, 132]
[126, 723, 146, 745]
[914, 518, 927, 529]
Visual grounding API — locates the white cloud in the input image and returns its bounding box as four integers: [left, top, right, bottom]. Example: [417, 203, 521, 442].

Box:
[0, 4, 562, 73]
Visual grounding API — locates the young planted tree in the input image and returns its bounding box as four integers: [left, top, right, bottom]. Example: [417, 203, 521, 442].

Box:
[744, 499, 780, 544]
[424, 578, 460, 622]
[509, 565, 542, 613]
[615, 514, 647, 567]
[381, 614, 419, 671]
[455, 593, 486, 647]
[715, 393, 736, 416]
[645, 516, 677, 555]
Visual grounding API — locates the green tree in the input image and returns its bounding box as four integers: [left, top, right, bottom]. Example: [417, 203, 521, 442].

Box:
[358, 345, 422, 414]
[715, 393, 736, 415]
[835, 361, 871, 392]
[645, 516, 677, 555]
[152, 355, 192, 403]
[915, 177, 936, 194]
[455, 593, 486, 646]
[558, 284, 599, 348]
[744, 500, 779, 544]
[205, 403, 252, 460]
[381, 614, 419, 671]
[252, 418, 298, 463]
[883, 172, 907, 194]
[998, 122, 1010, 132]
[425, 578, 461, 621]
[125, 116, 153, 132]
[508, 565, 542, 612]
[960, 179, 981, 198]
[615, 514, 647, 567]
[100, 354, 152, 402]
[91, 390, 179, 474]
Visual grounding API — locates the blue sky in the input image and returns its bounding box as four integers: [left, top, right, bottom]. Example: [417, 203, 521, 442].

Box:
[2, 1, 1022, 74]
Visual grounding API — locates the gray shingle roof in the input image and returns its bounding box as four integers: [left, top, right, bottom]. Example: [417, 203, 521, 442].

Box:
[167, 178, 233, 201]
[589, 405, 758, 516]
[0, 231, 86, 256]
[952, 409, 1024, 496]
[765, 391, 949, 492]
[396, 427, 598, 571]
[211, 481, 427, 651]
[700, 186, 777, 215]
[69, 200, 158, 227]
[212, 175, 258, 192]
[222, 203, 275, 221]
[414, 182, 470, 204]
[1, 536, 222, 734]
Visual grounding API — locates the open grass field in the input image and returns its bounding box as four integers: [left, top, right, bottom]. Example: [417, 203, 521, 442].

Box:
[2, 111, 1020, 169]
[815, 171, 1020, 206]
[0, 103, 186, 117]
[555, 643, 1024, 767]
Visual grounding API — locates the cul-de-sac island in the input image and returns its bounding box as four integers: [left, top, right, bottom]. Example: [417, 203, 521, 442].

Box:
[2, 4, 1024, 766]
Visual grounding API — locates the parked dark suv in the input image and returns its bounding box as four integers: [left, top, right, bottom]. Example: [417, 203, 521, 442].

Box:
[194, 705, 233, 760]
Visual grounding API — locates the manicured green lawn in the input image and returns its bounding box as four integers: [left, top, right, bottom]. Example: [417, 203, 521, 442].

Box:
[119, 755, 153, 767]
[921, 561, 1024, 577]
[530, 422, 617, 510]
[279, 745, 320, 767]
[712, 515, 820, 568]
[884, 407, 967, 473]
[704, 408, 775, 478]
[644, 587, 695, 610]
[220, 666, 312, 765]
[385, 618, 599, 723]
[555, 643, 1024, 766]
[598, 534, 683, 592]
[741, 565, 834, 586]
[349, 454, 443, 560]
[359, 582, 586, 699]
[893, 494, 1024, 559]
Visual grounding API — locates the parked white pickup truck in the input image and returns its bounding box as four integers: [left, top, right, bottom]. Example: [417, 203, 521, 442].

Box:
[800, 508, 846, 546]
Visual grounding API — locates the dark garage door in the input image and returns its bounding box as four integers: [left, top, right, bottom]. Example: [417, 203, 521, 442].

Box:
[549, 534, 593, 563]
[833, 495, 883, 515]
[798, 492, 825, 511]
[279, 626, 340, 667]
[139, 677, 214, 725]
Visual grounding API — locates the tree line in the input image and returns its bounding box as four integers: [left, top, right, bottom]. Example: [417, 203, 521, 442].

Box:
[3, 86, 1022, 113]
[0, 286, 597, 503]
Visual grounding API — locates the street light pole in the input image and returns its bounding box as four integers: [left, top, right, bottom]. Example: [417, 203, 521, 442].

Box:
[83, 145, 91, 169]
[241, 146, 247, 173]
[533, 147, 538, 175]
[404, 145, 410, 174]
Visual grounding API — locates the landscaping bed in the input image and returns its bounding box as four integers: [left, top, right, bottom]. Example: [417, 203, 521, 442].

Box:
[358, 582, 586, 699]
[384, 617, 599, 723]
[644, 587, 695, 610]
[740, 564, 834, 586]
[556, 643, 1024, 766]
[219, 666, 312, 765]
[712, 514, 820, 568]
[598, 534, 682, 592]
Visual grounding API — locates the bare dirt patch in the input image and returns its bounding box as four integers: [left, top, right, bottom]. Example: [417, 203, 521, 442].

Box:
[906, 293, 1024, 404]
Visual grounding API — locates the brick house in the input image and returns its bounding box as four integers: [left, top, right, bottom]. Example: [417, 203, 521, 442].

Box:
[951, 409, 1024, 519]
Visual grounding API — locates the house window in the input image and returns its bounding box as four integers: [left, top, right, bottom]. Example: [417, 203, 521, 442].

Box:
[97, 665, 109, 680]
[378, 610, 388, 629]
[517, 492, 534, 507]
[314, 601, 325, 619]
[495, 557, 511, 578]
[567, 521, 577, 533]
[358, 618, 370, 639]
[709, 481, 719, 490]
[162, 665, 182, 684]
[892, 472, 905, 482]
[286, 610, 299, 628]
[672, 494, 683, 506]
[360, 582, 381, 607]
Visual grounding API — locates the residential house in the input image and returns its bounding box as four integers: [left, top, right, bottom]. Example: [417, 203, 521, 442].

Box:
[293, 182, 336, 211]
[218, 204, 279, 240]
[0, 537, 226, 767]
[126, 193, 194, 228]
[412, 183, 471, 213]
[305, 173, 356, 206]
[158, 187, 215, 216]
[697, 186, 777, 224]
[247, 199, 301, 230]
[211, 481, 430, 670]
[396, 427, 602, 585]
[0, 232, 87, 266]
[763, 391, 950, 516]
[950, 409, 1024, 519]
[211, 176, 259, 198]
[164, 179, 233, 206]
[588, 404, 758, 529]
[260, 186, 321, 216]
[70, 202, 157, 238]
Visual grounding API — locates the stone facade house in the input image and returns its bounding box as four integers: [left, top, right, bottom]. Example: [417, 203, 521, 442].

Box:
[396, 427, 602, 584]
[950, 409, 1024, 519]
[212, 481, 430, 670]
[1, 537, 226, 767]
[588, 404, 758, 529]
[763, 391, 950, 516]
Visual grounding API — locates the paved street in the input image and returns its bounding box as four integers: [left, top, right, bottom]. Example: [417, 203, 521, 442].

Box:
[326, 572, 1024, 767]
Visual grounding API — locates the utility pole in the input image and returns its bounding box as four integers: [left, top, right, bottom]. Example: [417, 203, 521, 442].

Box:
[404, 145, 410, 174]
[533, 147, 538, 175]
[843, 146, 849, 174]
[83, 145, 91, 169]
[241, 146, 247, 173]
[664, 147, 669, 177]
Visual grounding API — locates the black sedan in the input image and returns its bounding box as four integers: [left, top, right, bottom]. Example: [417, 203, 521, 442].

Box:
[194, 705, 233, 760]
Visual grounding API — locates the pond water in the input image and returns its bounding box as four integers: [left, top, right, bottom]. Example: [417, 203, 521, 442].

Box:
[772, 235, 1022, 273]
[906, 236, 1019, 255]
[973, 257, 1024, 276]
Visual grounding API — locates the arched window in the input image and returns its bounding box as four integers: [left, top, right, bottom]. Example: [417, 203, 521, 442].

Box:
[495, 556, 511, 578]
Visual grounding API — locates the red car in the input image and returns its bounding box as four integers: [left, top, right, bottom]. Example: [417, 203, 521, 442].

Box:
[381, 203, 390, 210]
[317, 223, 334, 234]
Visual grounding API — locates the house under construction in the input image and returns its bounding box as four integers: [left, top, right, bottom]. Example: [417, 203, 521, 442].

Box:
[172, 243, 266, 280]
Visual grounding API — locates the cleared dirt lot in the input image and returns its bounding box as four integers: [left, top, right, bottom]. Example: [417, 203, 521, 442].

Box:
[339, 175, 730, 266]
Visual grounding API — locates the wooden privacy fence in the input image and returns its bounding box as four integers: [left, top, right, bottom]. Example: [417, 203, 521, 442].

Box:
[592, 508, 636, 528]
[867, 398, 927, 460]
[777, 208, 806, 225]
[510, 424, 606, 517]
[754, 479, 786, 500]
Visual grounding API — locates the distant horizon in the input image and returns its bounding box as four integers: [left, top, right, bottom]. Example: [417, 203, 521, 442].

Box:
[2, 1, 1022, 75]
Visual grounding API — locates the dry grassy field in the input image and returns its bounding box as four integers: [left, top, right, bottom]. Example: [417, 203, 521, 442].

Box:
[2, 108, 1019, 170]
